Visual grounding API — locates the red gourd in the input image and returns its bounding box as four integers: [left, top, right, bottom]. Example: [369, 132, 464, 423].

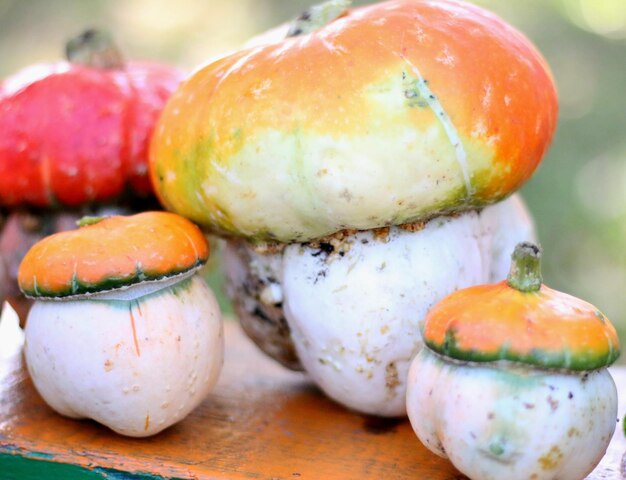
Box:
[0, 29, 183, 207]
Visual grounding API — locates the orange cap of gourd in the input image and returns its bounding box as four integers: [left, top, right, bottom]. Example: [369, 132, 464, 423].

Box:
[18, 212, 209, 299]
[150, 0, 558, 243]
[423, 242, 620, 371]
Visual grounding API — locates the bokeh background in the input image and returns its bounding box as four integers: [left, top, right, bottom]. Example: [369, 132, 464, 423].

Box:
[1, 0, 625, 340]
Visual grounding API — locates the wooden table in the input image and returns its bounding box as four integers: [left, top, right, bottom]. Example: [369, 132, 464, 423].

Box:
[1, 321, 625, 479]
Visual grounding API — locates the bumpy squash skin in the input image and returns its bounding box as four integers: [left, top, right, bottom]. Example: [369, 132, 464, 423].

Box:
[407, 349, 617, 480]
[0, 61, 182, 207]
[150, 0, 557, 242]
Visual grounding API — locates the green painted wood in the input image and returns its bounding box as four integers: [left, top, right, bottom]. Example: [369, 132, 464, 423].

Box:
[0, 452, 176, 480]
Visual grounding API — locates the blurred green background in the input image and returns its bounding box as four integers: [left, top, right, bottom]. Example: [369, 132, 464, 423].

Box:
[1, 1, 625, 341]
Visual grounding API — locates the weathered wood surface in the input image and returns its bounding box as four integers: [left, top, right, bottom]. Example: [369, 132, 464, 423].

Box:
[1, 321, 625, 479]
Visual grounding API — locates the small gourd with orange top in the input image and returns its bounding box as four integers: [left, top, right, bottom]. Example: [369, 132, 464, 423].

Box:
[406, 242, 619, 480]
[18, 212, 223, 437]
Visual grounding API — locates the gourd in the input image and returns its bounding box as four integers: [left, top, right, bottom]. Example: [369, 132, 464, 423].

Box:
[18, 212, 223, 437]
[0, 29, 182, 207]
[406, 242, 619, 480]
[150, 0, 557, 415]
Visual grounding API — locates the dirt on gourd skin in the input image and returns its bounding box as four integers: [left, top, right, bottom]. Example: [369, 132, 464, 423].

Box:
[251, 218, 431, 257]
[249, 210, 464, 267]
[227, 216, 443, 371]
[225, 239, 303, 371]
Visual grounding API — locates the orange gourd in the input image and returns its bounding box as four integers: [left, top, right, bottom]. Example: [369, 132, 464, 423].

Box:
[150, 0, 558, 243]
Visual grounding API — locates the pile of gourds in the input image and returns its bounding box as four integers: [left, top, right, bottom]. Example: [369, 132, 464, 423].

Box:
[0, 1, 619, 479]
